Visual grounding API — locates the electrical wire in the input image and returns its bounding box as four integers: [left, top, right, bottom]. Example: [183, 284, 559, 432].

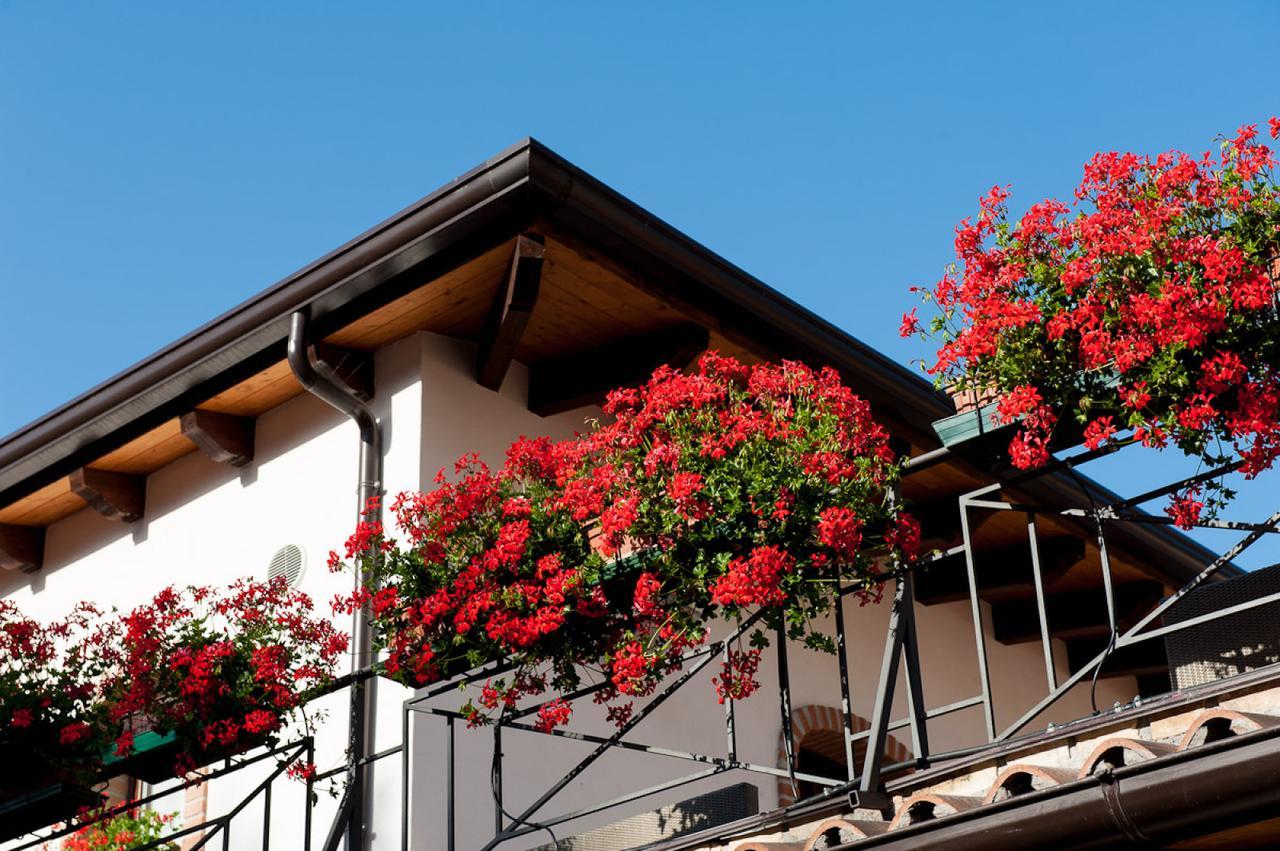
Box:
[1060, 460, 1118, 715]
[489, 711, 562, 848]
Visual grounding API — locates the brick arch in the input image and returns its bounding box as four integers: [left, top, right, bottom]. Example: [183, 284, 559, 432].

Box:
[776, 704, 910, 807]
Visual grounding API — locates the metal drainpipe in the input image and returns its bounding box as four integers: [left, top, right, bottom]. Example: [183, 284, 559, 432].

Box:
[288, 310, 381, 851]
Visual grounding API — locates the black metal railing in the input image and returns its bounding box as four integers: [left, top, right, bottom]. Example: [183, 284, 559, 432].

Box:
[10, 739, 314, 851]
[382, 439, 1280, 849]
[852, 440, 1280, 786]
[34, 442, 1269, 850]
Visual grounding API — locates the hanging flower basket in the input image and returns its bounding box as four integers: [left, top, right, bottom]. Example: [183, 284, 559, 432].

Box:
[332, 353, 920, 731]
[905, 118, 1280, 522]
[1, 580, 345, 809]
[103, 580, 347, 781]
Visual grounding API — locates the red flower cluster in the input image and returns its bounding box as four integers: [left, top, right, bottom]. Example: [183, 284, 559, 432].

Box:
[335, 353, 916, 730]
[711, 648, 762, 704]
[106, 579, 346, 774]
[1, 580, 346, 787]
[1, 600, 119, 794]
[908, 119, 1280, 522]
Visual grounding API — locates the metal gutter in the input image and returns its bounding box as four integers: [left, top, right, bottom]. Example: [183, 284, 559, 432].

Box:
[0, 139, 539, 505]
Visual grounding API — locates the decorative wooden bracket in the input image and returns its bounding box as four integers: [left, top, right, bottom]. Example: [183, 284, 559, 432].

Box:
[528, 323, 710, 417]
[476, 233, 545, 390]
[0, 524, 44, 573]
[181, 409, 256, 467]
[312, 343, 375, 401]
[70, 467, 146, 523]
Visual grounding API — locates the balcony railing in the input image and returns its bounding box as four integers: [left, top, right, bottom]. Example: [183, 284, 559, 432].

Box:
[15, 443, 1278, 851]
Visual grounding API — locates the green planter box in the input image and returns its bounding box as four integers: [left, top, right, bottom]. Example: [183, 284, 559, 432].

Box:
[100, 730, 181, 783]
[0, 783, 104, 842]
[932, 370, 1120, 464]
[932, 402, 1012, 451]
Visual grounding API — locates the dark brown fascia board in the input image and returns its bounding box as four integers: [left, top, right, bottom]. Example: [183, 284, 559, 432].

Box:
[0, 139, 1224, 586]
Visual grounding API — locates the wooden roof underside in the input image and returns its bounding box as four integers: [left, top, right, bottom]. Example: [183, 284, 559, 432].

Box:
[0, 230, 754, 529]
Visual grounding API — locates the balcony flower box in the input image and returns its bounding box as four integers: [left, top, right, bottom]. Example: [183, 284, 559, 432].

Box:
[932, 370, 1119, 464]
[100, 729, 180, 783]
[906, 121, 1280, 522]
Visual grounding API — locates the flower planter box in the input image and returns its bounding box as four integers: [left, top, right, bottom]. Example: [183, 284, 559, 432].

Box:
[932, 402, 1013, 451]
[0, 783, 104, 842]
[100, 729, 182, 783]
[101, 728, 269, 783]
[934, 369, 1121, 465]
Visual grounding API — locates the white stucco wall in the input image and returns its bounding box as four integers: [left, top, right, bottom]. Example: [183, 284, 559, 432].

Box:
[1, 331, 1138, 851]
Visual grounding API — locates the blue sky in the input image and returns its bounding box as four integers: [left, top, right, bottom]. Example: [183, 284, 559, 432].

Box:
[2, 2, 1278, 564]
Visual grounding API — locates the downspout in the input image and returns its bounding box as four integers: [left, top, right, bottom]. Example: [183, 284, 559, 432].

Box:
[288, 310, 381, 851]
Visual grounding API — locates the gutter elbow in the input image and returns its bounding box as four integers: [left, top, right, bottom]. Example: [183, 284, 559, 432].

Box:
[287, 311, 319, 390]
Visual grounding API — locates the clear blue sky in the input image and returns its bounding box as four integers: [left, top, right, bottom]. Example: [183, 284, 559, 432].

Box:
[2, 2, 1277, 564]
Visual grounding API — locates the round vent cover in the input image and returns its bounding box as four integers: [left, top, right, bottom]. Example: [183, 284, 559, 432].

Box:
[267, 544, 306, 588]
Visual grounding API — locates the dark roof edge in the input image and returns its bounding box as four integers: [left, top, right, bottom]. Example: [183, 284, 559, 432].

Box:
[521, 141, 953, 427]
[0, 140, 540, 499]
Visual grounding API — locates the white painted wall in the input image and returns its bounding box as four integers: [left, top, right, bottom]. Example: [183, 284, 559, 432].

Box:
[1, 331, 1138, 851]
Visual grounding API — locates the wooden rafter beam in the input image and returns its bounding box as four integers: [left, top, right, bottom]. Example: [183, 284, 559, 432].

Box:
[528, 323, 710, 417]
[915, 536, 1086, 606]
[69, 467, 145, 523]
[181, 409, 256, 467]
[476, 233, 545, 391]
[312, 343, 375, 401]
[0, 524, 44, 573]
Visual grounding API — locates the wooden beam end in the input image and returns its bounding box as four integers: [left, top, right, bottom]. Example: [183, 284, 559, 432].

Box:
[0, 524, 45, 573]
[181, 410, 256, 467]
[70, 467, 145, 523]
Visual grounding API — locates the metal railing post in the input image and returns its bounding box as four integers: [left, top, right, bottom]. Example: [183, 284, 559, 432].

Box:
[900, 571, 930, 766]
[960, 490, 997, 740]
[859, 577, 906, 796]
[724, 644, 738, 764]
[834, 590, 857, 781]
[776, 625, 798, 800]
[447, 716, 456, 851]
[1027, 513, 1057, 691]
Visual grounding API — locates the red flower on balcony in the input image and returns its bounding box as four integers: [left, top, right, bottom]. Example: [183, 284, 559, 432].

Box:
[908, 118, 1280, 518]
[333, 353, 916, 729]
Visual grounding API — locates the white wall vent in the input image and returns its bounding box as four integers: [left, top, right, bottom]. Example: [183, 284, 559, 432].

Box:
[267, 544, 306, 588]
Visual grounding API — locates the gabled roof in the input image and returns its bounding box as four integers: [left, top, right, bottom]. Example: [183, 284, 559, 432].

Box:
[0, 139, 944, 505]
[0, 139, 1227, 597]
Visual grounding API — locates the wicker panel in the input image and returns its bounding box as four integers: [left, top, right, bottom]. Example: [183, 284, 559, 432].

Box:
[530, 782, 759, 851]
[1164, 562, 1280, 690]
